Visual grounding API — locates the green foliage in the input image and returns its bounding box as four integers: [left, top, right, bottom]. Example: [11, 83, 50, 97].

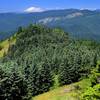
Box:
[81, 84, 100, 100]
[0, 67, 30, 100]
[38, 63, 54, 94]
[81, 62, 100, 100]
[52, 75, 60, 89]
[1, 24, 100, 99]
[89, 61, 100, 86]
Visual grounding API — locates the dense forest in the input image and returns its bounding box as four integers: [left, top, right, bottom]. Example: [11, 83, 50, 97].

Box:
[0, 24, 100, 100]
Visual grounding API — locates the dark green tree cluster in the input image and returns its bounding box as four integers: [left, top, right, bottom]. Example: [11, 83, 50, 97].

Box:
[0, 66, 30, 100]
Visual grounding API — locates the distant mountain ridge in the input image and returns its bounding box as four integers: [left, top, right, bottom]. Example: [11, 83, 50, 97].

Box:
[0, 9, 100, 40]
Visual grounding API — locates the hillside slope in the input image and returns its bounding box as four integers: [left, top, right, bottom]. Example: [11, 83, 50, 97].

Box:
[0, 36, 16, 57]
[0, 25, 100, 100]
[33, 62, 100, 100]
[33, 79, 91, 100]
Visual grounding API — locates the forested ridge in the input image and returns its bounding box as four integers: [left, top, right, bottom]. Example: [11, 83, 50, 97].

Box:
[1, 9, 100, 40]
[0, 24, 100, 100]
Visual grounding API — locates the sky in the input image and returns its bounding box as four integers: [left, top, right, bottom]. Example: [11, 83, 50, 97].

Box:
[0, 0, 100, 13]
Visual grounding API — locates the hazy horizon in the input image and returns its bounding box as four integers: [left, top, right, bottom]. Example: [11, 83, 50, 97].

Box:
[0, 8, 99, 14]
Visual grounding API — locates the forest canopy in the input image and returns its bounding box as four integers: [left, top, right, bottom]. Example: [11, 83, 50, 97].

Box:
[0, 24, 100, 100]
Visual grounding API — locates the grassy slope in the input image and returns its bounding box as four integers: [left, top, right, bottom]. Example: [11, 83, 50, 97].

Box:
[0, 36, 16, 58]
[33, 79, 91, 100]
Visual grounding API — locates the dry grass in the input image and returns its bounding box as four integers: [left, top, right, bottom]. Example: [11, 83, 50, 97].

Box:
[33, 83, 79, 100]
[33, 79, 91, 100]
[0, 37, 16, 58]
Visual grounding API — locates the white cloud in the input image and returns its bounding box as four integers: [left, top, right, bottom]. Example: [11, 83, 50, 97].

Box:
[24, 6, 44, 13]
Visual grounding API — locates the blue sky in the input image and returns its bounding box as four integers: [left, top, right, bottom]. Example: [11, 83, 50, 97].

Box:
[0, 0, 100, 12]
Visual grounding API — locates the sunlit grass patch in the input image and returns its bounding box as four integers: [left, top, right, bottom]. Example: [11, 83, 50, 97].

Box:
[33, 78, 91, 100]
[0, 37, 16, 58]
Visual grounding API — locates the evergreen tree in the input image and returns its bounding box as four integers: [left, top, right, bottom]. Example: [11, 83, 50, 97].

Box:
[38, 63, 54, 93]
[0, 67, 30, 100]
